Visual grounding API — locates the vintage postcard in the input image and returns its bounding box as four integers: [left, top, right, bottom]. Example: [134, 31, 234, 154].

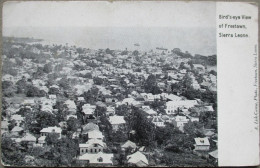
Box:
[1, 1, 259, 167]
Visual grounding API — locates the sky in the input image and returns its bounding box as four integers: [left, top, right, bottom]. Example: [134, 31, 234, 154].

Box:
[3, 1, 216, 55]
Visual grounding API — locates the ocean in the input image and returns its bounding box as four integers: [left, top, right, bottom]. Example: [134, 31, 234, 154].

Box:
[4, 26, 216, 56]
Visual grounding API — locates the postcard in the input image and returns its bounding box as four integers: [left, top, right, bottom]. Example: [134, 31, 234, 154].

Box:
[1, 1, 259, 167]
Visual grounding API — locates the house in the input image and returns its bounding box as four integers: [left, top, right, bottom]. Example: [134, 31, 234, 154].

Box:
[5, 107, 18, 118]
[193, 64, 205, 74]
[82, 104, 96, 118]
[122, 98, 140, 106]
[11, 115, 24, 126]
[208, 150, 218, 163]
[2, 74, 15, 82]
[59, 121, 67, 129]
[38, 136, 47, 147]
[1, 120, 9, 134]
[105, 97, 118, 103]
[194, 137, 210, 151]
[172, 115, 190, 132]
[88, 130, 104, 140]
[109, 116, 126, 131]
[66, 114, 77, 120]
[143, 109, 157, 116]
[72, 128, 82, 139]
[41, 103, 53, 114]
[164, 94, 182, 101]
[138, 146, 147, 152]
[165, 100, 198, 114]
[79, 139, 106, 155]
[106, 106, 115, 116]
[190, 105, 214, 114]
[187, 115, 200, 122]
[49, 94, 57, 104]
[152, 116, 165, 127]
[121, 140, 137, 151]
[82, 123, 99, 135]
[202, 129, 215, 138]
[140, 93, 155, 102]
[21, 133, 37, 147]
[64, 100, 77, 115]
[77, 152, 114, 166]
[11, 126, 24, 136]
[142, 106, 150, 111]
[192, 82, 201, 90]
[78, 97, 85, 102]
[40, 126, 62, 138]
[127, 151, 149, 167]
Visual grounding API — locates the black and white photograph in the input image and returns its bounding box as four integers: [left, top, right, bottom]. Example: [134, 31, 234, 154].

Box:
[1, 1, 220, 167]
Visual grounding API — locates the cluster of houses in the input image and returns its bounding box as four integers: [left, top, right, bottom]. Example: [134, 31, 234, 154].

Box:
[1, 41, 217, 166]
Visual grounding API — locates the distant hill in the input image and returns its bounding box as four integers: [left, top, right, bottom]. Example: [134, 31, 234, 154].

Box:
[193, 54, 217, 66]
[3, 36, 43, 43]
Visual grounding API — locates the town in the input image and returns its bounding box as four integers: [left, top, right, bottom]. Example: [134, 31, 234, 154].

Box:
[1, 37, 217, 167]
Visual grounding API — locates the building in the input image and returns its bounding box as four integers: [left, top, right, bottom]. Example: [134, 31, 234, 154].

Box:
[165, 100, 198, 114]
[77, 152, 114, 166]
[121, 140, 137, 151]
[194, 137, 210, 151]
[127, 151, 148, 167]
[38, 136, 47, 147]
[172, 115, 190, 132]
[109, 116, 126, 131]
[82, 104, 96, 119]
[152, 116, 165, 127]
[64, 100, 77, 114]
[106, 106, 115, 116]
[40, 126, 62, 138]
[21, 133, 37, 147]
[79, 139, 106, 155]
[82, 123, 99, 135]
[11, 114, 24, 126]
[208, 149, 218, 164]
[88, 130, 104, 140]
[11, 126, 24, 136]
[1, 120, 9, 134]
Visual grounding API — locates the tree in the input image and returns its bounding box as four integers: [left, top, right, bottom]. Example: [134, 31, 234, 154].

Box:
[2, 81, 15, 97]
[2, 81, 13, 90]
[67, 117, 80, 132]
[49, 87, 60, 95]
[127, 107, 156, 146]
[183, 121, 203, 135]
[93, 77, 103, 85]
[24, 111, 42, 134]
[8, 119, 17, 131]
[55, 138, 78, 166]
[209, 70, 217, 76]
[94, 105, 107, 117]
[26, 85, 46, 97]
[144, 75, 162, 94]
[45, 133, 60, 146]
[132, 50, 139, 56]
[115, 105, 129, 116]
[1, 137, 26, 166]
[35, 111, 59, 128]
[16, 78, 28, 94]
[110, 128, 128, 143]
[83, 87, 100, 104]
[33, 67, 45, 79]
[121, 50, 128, 55]
[43, 63, 53, 73]
[105, 48, 114, 56]
[58, 77, 70, 90]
